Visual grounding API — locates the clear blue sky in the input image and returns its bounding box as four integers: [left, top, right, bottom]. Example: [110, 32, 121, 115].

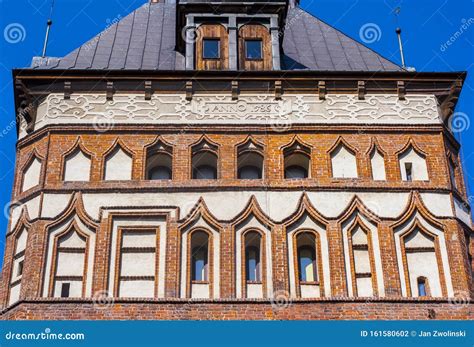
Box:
[0, 0, 472, 263]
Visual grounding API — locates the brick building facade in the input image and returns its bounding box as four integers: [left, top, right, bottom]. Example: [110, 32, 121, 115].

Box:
[1, 0, 473, 320]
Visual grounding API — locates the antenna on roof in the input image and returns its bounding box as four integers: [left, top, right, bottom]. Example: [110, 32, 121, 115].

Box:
[393, 6, 414, 71]
[395, 27, 406, 68]
[41, 0, 55, 57]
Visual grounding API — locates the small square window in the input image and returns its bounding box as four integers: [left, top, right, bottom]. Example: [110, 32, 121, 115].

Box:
[17, 260, 24, 277]
[203, 39, 220, 59]
[61, 283, 71, 298]
[404, 163, 413, 181]
[245, 40, 263, 60]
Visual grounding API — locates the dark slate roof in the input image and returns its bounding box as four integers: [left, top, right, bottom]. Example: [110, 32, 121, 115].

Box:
[31, 2, 402, 72]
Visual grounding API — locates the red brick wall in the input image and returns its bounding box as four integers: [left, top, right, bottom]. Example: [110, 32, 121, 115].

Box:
[1, 126, 472, 320]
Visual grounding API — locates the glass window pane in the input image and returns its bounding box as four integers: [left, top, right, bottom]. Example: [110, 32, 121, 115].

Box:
[285, 165, 308, 179]
[192, 248, 208, 281]
[149, 166, 171, 180]
[299, 246, 316, 282]
[245, 40, 262, 59]
[203, 39, 220, 59]
[246, 246, 260, 281]
[238, 166, 261, 179]
[418, 279, 426, 296]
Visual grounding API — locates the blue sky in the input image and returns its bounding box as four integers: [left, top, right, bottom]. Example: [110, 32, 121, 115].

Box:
[0, 0, 472, 263]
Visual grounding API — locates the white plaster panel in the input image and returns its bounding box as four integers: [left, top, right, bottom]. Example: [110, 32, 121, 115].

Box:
[9, 283, 21, 305]
[122, 232, 156, 248]
[370, 150, 386, 181]
[356, 278, 373, 297]
[331, 145, 358, 178]
[399, 148, 428, 181]
[354, 250, 371, 273]
[56, 252, 85, 277]
[300, 284, 320, 298]
[454, 197, 472, 227]
[394, 212, 454, 297]
[246, 283, 263, 298]
[119, 280, 155, 298]
[420, 193, 454, 217]
[64, 150, 91, 181]
[54, 280, 82, 298]
[22, 157, 41, 192]
[58, 230, 86, 248]
[104, 148, 132, 181]
[41, 194, 73, 218]
[406, 252, 442, 297]
[120, 253, 155, 277]
[42, 217, 95, 297]
[29, 93, 441, 139]
[16, 228, 28, 253]
[191, 283, 210, 299]
[107, 215, 167, 298]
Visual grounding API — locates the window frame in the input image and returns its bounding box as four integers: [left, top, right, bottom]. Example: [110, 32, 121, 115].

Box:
[202, 38, 221, 60]
[244, 39, 263, 61]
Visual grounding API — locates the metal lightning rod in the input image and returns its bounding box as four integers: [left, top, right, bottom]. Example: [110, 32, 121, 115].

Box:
[42, 0, 56, 58]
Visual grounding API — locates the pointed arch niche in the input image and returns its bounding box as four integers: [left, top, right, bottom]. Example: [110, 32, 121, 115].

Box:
[191, 137, 219, 180]
[397, 143, 428, 181]
[282, 138, 311, 179]
[63, 141, 92, 182]
[179, 204, 221, 299]
[233, 204, 273, 299]
[144, 139, 173, 180]
[103, 141, 134, 181]
[236, 138, 264, 180]
[341, 210, 385, 297]
[393, 210, 453, 297]
[21, 152, 43, 192]
[42, 206, 96, 298]
[8, 222, 29, 305]
[285, 199, 330, 298]
[368, 141, 386, 181]
[330, 138, 358, 179]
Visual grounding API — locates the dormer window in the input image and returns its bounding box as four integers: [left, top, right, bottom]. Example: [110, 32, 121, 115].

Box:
[245, 40, 262, 60]
[203, 39, 220, 59]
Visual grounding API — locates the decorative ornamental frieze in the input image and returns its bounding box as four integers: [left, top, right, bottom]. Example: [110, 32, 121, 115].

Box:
[35, 93, 441, 134]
